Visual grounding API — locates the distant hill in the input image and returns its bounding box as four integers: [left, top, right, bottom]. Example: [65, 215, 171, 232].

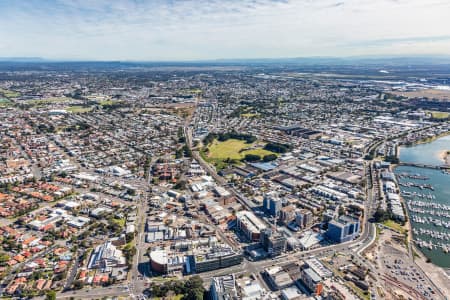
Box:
[208, 56, 450, 66]
[0, 57, 45, 62]
[1, 56, 450, 65]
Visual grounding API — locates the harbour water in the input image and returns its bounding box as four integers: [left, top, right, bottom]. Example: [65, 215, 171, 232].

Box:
[395, 135, 450, 268]
[399, 134, 450, 166]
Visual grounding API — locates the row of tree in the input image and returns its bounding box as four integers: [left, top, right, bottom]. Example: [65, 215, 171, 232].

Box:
[176, 144, 192, 159]
[243, 153, 277, 162]
[203, 131, 257, 145]
[263, 142, 292, 153]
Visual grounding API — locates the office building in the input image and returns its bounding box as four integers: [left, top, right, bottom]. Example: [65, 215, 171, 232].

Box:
[149, 250, 185, 274]
[260, 228, 286, 257]
[88, 241, 126, 270]
[295, 209, 313, 228]
[326, 215, 360, 243]
[280, 205, 296, 224]
[192, 247, 243, 273]
[263, 191, 282, 217]
[236, 210, 267, 241]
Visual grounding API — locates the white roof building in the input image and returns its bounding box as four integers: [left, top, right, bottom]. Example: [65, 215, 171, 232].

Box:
[88, 241, 126, 270]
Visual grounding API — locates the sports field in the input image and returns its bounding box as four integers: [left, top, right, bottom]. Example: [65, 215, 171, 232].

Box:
[66, 106, 93, 113]
[0, 98, 12, 107]
[429, 111, 449, 119]
[204, 139, 276, 169]
[0, 88, 20, 98]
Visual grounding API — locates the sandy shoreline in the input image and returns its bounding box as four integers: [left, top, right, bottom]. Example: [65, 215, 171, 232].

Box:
[438, 149, 449, 166]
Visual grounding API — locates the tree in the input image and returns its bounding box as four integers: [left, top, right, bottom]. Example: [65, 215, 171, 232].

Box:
[263, 154, 277, 162]
[384, 156, 399, 164]
[264, 142, 291, 153]
[123, 229, 133, 241]
[174, 180, 187, 190]
[183, 289, 204, 300]
[183, 276, 205, 300]
[46, 291, 56, 300]
[374, 208, 389, 222]
[175, 148, 183, 159]
[243, 154, 261, 162]
[0, 252, 10, 265]
[182, 145, 192, 157]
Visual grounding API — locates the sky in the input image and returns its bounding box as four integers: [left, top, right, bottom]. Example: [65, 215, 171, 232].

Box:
[0, 0, 450, 61]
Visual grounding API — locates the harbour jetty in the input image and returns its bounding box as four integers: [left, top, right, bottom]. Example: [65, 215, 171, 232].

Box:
[397, 162, 450, 170]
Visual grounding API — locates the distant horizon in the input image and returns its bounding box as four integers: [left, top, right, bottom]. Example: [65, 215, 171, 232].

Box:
[2, 54, 450, 64]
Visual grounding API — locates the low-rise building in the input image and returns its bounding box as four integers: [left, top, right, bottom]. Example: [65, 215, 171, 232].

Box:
[300, 267, 323, 295]
[264, 266, 293, 290]
[210, 274, 238, 300]
[88, 241, 126, 270]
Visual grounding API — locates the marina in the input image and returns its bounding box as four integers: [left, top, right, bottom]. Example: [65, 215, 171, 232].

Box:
[395, 135, 450, 268]
[397, 173, 429, 180]
[399, 182, 434, 190]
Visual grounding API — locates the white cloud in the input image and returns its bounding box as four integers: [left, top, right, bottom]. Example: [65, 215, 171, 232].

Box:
[0, 0, 449, 60]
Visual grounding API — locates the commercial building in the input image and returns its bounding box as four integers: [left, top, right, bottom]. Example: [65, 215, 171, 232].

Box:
[280, 205, 296, 224]
[300, 267, 323, 295]
[281, 286, 304, 300]
[88, 241, 126, 270]
[260, 228, 287, 257]
[326, 215, 360, 243]
[210, 274, 238, 300]
[264, 266, 293, 290]
[239, 281, 265, 299]
[149, 250, 185, 274]
[191, 247, 243, 273]
[304, 258, 333, 279]
[263, 191, 282, 217]
[236, 210, 267, 241]
[298, 231, 323, 250]
[295, 209, 313, 229]
[67, 216, 91, 229]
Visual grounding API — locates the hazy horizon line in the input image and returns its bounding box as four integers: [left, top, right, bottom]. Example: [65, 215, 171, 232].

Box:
[2, 54, 450, 64]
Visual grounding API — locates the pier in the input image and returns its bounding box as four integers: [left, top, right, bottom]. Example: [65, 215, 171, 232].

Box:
[398, 162, 450, 170]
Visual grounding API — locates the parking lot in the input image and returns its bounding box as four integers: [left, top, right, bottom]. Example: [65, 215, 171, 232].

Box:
[378, 238, 438, 299]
